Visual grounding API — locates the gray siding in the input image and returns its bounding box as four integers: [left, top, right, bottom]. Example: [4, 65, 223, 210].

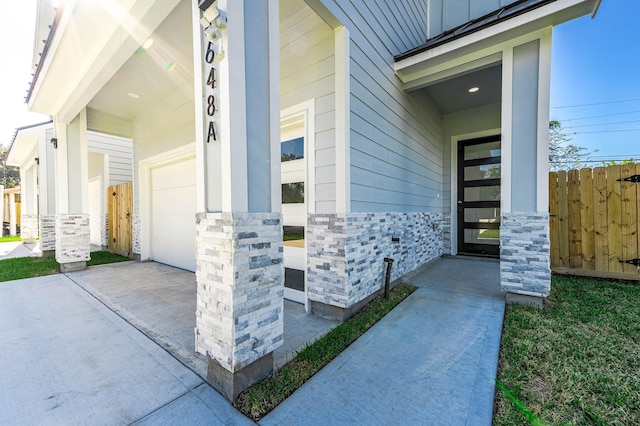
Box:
[280, 4, 336, 213]
[428, 0, 520, 38]
[319, 0, 443, 213]
[87, 131, 133, 185]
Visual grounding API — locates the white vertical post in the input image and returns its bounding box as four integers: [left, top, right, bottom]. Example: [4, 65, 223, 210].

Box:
[335, 26, 351, 214]
[536, 28, 552, 213]
[500, 46, 514, 215]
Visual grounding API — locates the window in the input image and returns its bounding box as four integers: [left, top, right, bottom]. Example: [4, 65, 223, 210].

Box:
[281, 137, 304, 162]
[282, 182, 304, 204]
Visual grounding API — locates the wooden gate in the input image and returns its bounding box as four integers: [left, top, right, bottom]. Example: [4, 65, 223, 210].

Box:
[108, 182, 133, 258]
[549, 164, 640, 280]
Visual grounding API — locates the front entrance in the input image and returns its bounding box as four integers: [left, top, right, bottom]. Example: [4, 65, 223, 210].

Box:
[457, 135, 501, 257]
[281, 109, 309, 305]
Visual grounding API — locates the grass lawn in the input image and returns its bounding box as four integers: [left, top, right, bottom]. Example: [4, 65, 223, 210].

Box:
[0, 236, 23, 243]
[494, 275, 640, 425]
[0, 251, 131, 282]
[235, 283, 417, 421]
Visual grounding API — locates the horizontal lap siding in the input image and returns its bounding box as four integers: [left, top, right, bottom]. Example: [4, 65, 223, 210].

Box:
[87, 131, 133, 186]
[428, 0, 521, 38]
[280, 5, 336, 212]
[319, 0, 442, 213]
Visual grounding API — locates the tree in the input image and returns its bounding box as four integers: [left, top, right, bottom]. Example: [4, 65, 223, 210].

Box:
[0, 146, 20, 188]
[548, 120, 594, 171]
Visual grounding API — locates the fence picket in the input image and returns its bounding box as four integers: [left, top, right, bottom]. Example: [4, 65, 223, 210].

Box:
[607, 165, 623, 272]
[593, 167, 608, 271]
[557, 170, 569, 267]
[580, 168, 595, 269]
[621, 163, 637, 273]
[549, 172, 559, 267]
[568, 169, 582, 269]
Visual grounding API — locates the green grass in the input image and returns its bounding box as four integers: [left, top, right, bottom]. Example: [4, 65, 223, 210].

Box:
[494, 275, 640, 425]
[235, 283, 417, 421]
[0, 251, 130, 282]
[0, 236, 23, 243]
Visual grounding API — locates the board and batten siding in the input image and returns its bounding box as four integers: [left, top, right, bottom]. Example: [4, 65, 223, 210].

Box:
[318, 0, 443, 213]
[427, 0, 521, 38]
[280, 4, 336, 213]
[87, 131, 133, 186]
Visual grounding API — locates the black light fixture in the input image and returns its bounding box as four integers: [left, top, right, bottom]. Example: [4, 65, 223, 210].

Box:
[198, 0, 216, 11]
[35, 157, 39, 165]
[51, 137, 57, 149]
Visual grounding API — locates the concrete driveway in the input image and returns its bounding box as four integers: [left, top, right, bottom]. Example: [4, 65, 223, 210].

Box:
[0, 273, 251, 425]
[0, 241, 41, 260]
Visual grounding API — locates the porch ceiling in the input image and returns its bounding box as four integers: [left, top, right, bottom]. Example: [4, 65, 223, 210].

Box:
[86, 1, 193, 122]
[418, 64, 502, 114]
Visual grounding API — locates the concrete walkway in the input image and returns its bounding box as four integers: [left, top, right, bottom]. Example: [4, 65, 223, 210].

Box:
[0, 241, 41, 260]
[261, 257, 504, 425]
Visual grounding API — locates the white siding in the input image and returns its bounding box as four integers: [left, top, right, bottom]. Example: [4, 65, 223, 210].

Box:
[428, 0, 521, 38]
[87, 131, 133, 186]
[319, 0, 443, 213]
[280, 5, 336, 213]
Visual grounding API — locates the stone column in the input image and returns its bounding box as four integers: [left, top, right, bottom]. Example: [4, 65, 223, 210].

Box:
[500, 32, 552, 308]
[192, 0, 283, 401]
[54, 109, 90, 272]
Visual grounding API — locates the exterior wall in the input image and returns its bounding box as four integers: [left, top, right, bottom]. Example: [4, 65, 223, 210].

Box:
[40, 215, 56, 252]
[87, 131, 133, 186]
[316, 1, 443, 213]
[131, 94, 195, 255]
[500, 212, 550, 297]
[441, 102, 501, 253]
[280, 5, 336, 213]
[427, 0, 520, 38]
[194, 212, 284, 370]
[307, 212, 443, 308]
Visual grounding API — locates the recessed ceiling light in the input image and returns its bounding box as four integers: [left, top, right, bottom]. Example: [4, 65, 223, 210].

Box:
[127, 92, 140, 99]
[142, 38, 154, 50]
[468, 87, 479, 93]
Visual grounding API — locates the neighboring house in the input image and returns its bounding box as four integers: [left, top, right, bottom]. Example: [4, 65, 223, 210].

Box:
[6, 121, 133, 250]
[24, 0, 602, 400]
[1, 187, 20, 237]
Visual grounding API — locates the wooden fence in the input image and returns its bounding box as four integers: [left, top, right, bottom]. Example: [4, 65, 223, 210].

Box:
[549, 164, 640, 280]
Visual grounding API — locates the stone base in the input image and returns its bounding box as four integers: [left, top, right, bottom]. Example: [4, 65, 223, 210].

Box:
[59, 261, 87, 273]
[22, 238, 38, 244]
[207, 352, 273, 401]
[311, 286, 384, 321]
[505, 292, 544, 309]
[42, 250, 56, 257]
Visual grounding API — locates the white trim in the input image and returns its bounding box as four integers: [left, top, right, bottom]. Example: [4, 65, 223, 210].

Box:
[269, 0, 281, 213]
[192, 0, 206, 213]
[138, 143, 196, 262]
[88, 176, 103, 247]
[335, 26, 351, 214]
[450, 128, 501, 256]
[536, 29, 552, 212]
[395, 0, 596, 81]
[54, 118, 69, 214]
[500, 47, 513, 214]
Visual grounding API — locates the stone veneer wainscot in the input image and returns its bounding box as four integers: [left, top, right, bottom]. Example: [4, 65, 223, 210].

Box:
[55, 214, 90, 264]
[40, 215, 56, 252]
[307, 212, 443, 309]
[20, 214, 39, 242]
[500, 212, 551, 297]
[194, 212, 284, 372]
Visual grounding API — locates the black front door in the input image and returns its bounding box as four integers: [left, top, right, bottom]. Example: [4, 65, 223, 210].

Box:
[457, 135, 501, 257]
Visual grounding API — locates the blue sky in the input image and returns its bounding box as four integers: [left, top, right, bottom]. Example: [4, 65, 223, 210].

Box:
[551, 0, 640, 161]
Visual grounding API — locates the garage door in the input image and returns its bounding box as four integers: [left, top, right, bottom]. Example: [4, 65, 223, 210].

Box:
[150, 157, 197, 271]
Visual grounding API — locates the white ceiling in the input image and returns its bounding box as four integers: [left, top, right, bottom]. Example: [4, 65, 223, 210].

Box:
[421, 65, 502, 114]
[87, 1, 194, 122]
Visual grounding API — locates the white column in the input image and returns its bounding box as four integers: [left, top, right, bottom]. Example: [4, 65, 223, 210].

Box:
[39, 127, 57, 254]
[9, 192, 17, 236]
[0, 185, 4, 236]
[192, 0, 284, 401]
[54, 109, 90, 271]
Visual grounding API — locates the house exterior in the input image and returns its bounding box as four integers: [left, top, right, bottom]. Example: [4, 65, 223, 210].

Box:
[1, 187, 20, 237]
[24, 0, 601, 400]
[6, 121, 133, 252]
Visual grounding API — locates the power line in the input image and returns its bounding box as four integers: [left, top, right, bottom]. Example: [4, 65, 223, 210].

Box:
[571, 129, 640, 134]
[565, 120, 640, 129]
[558, 110, 640, 122]
[551, 98, 640, 109]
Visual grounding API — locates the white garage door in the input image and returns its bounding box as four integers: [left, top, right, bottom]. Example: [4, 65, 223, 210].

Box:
[150, 157, 197, 271]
